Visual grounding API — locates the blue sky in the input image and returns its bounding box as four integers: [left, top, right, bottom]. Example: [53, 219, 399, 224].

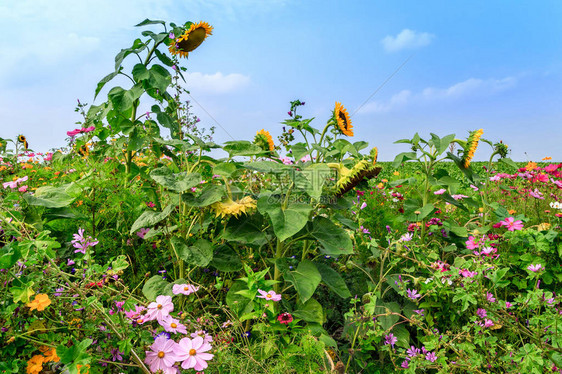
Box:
[1, 0, 561, 161]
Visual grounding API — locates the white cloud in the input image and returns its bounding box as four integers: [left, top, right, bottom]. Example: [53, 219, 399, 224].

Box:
[381, 29, 434, 53]
[359, 77, 517, 113]
[185, 72, 250, 94]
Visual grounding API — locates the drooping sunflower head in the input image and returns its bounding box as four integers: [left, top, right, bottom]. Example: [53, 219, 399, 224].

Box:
[254, 129, 275, 152]
[211, 196, 257, 218]
[169, 21, 213, 58]
[328, 160, 381, 197]
[461, 129, 483, 168]
[334, 102, 353, 137]
[494, 141, 509, 158]
[18, 135, 26, 143]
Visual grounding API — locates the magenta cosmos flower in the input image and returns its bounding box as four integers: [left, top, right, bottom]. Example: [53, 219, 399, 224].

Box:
[146, 295, 174, 322]
[144, 335, 179, 374]
[500, 217, 523, 231]
[174, 336, 214, 371]
[172, 284, 199, 296]
[257, 289, 282, 302]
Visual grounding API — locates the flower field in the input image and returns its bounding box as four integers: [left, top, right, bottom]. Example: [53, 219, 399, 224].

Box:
[1, 19, 562, 374]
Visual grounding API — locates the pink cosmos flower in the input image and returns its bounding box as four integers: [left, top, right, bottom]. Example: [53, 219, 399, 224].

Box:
[465, 236, 481, 250]
[172, 284, 199, 296]
[44, 152, 53, 161]
[190, 330, 213, 344]
[137, 228, 150, 239]
[552, 179, 562, 189]
[3, 180, 18, 189]
[451, 194, 469, 200]
[257, 289, 282, 302]
[124, 305, 146, 323]
[144, 335, 179, 374]
[161, 316, 188, 334]
[459, 269, 477, 278]
[527, 264, 544, 272]
[174, 336, 214, 371]
[280, 156, 294, 165]
[480, 247, 497, 257]
[67, 129, 82, 137]
[434, 188, 446, 195]
[18, 185, 28, 192]
[529, 188, 544, 200]
[146, 295, 174, 322]
[299, 155, 312, 163]
[500, 217, 523, 231]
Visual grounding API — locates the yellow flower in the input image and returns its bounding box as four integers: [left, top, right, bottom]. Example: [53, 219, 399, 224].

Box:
[334, 102, 353, 136]
[26, 355, 45, 374]
[537, 222, 551, 231]
[27, 294, 51, 312]
[393, 171, 400, 176]
[169, 21, 213, 58]
[525, 161, 537, 171]
[376, 182, 384, 189]
[508, 209, 517, 214]
[461, 129, 483, 168]
[211, 196, 257, 218]
[254, 129, 275, 151]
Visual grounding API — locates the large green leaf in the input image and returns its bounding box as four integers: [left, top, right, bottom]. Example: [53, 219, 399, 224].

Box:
[23, 186, 75, 208]
[315, 262, 351, 298]
[223, 141, 263, 157]
[283, 260, 321, 303]
[182, 185, 223, 207]
[0, 244, 21, 269]
[221, 216, 268, 246]
[309, 217, 353, 255]
[292, 298, 324, 324]
[174, 237, 213, 267]
[293, 164, 332, 200]
[142, 275, 170, 301]
[149, 167, 201, 193]
[242, 161, 288, 173]
[129, 204, 175, 234]
[258, 196, 312, 242]
[210, 245, 243, 272]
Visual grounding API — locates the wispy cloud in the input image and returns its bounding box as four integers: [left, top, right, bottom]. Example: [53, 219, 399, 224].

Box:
[186, 72, 250, 94]
[360, 77, 517, 113]
[381, 29, 434, 53]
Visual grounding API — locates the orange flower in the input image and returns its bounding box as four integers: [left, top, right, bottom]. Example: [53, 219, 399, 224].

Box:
[508, 209, 517, 215]
[525, 161, 537, 171]
[40, 346, 60, 363]
[26, 355, 45, 374]
[27, 294, 51, 312]
[542, 156, 552, 161]
[77, 364, 90, 374]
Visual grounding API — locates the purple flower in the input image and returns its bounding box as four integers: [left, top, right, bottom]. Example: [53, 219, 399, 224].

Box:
[505, 301, 513, 309]
[414, 309, 425, 316]
[406, 346, 421, 357]
[137, 228, 150, 239]
[406, 289, 421, 300]
[476, 308, 487, 318]
[425, 351, 437, 362]
[401, 360, 409, 368]
[384, 333, 398, 348]
[486, 292, 496, 303]
[527, 264, 544, 272]
[111, 348, 123, 362]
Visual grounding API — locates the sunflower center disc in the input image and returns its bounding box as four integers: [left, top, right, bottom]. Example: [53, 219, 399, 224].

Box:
[178, 28, 207, 52]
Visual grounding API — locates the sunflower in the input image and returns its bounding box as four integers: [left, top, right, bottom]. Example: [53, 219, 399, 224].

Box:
[254, 129, 275, 151]
[329, 160, 381, 197]
[17, 135, 29, 150]
[461, 129, 483, 168]
[169, 21, 213, 58]
[211, 196, 257, 218]
[334, 102, 353, 137]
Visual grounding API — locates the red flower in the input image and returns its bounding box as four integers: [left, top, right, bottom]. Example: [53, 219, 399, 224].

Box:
[277, 313, 293, 325]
